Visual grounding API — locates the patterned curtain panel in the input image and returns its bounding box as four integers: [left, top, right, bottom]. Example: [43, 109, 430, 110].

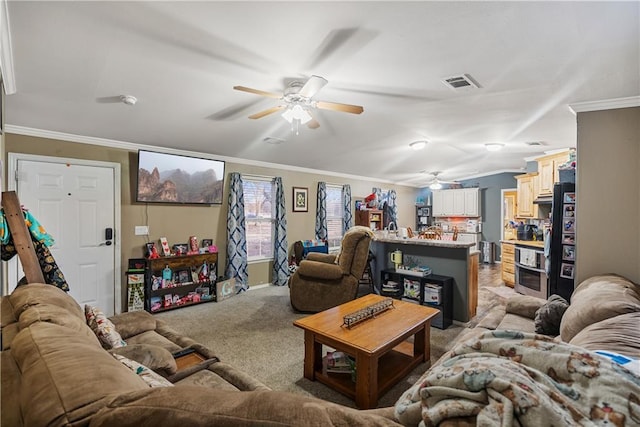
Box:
[315, 182, 327, 240]
[272, 177, 289, 286]
[342, 184, 352, 234]
[372, 187, 382, 209]
[389, 189, 398, 225]
[225, 173, 248, 290]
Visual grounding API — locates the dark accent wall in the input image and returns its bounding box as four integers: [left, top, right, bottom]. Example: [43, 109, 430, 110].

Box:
[417, 172, 519, 260]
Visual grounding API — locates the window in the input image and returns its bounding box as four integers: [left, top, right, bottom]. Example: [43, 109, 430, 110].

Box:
[326, 185, 344, 249]
[243, 177, 275, 261]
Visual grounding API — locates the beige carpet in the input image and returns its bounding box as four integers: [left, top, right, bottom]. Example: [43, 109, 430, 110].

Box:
[157, 279, 508, 409]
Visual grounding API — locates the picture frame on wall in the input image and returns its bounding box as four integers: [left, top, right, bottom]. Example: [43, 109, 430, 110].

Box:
[292, 187, 308, 212]
[560, 263, 575, 279]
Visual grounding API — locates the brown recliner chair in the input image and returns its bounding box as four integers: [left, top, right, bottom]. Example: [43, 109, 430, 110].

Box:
[289, 226, 374, 313]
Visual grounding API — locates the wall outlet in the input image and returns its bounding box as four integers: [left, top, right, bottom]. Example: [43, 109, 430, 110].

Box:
[135, 226, 149, 236]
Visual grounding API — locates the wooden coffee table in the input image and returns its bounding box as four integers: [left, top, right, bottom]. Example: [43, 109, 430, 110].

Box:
[293, 294, 439, 409]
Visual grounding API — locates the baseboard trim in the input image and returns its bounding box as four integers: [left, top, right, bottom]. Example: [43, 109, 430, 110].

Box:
[248, 283, 271, 290]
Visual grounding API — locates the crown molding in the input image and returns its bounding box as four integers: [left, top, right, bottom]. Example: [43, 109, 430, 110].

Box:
[4, 125, 408, 186]
[568, 96, 640, 114]
[0, 0, 16, 94]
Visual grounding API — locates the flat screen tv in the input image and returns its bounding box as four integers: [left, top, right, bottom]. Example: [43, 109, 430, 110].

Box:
[136, 150, 225, 204]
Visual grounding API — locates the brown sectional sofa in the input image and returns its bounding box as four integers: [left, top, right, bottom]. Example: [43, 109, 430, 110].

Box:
[2, 274, 639, 426]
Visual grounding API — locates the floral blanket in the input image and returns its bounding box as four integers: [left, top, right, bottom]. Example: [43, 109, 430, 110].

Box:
[395, 331, 640, 426]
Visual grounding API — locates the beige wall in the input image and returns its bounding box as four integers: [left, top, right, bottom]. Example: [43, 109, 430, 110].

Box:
[576, 106, 639, 284]
[4, 133, 418, 309]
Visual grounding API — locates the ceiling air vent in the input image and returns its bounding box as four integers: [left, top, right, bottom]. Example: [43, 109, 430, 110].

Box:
[525, 141, 544, 146]
[441, 74, 480, 91]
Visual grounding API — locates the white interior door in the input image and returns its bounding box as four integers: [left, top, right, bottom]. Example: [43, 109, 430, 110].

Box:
[7, 154, 121, 315]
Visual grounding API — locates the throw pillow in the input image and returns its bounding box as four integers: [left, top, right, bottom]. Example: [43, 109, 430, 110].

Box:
[113, 354, 174, 388]
[534, 294, 569, 336]
[85, 305, 127, 349]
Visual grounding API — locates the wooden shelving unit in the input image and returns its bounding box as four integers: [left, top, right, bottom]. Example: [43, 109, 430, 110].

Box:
[355, 209, 383, 230]
[144, 253, 218, 313]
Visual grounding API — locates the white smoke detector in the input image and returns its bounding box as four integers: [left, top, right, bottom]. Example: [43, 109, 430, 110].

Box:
[120, 95, 138, 106]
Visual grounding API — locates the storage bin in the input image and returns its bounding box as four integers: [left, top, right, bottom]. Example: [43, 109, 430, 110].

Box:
[424, 284, 441, 305]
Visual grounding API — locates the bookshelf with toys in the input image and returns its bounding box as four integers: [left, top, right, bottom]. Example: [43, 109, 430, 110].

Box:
[141, 236, 219, 313]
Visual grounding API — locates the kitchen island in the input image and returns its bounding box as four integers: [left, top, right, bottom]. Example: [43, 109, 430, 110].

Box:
[370, 235, 479, 323]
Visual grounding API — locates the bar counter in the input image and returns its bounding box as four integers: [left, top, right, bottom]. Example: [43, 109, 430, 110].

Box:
[370, 234, 479, 323]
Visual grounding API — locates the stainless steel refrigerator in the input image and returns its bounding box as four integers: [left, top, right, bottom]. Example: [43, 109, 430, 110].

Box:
[548, 182, 576, 301]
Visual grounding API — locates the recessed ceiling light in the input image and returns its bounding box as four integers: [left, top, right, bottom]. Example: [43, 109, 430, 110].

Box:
[484, 143, 504, 152]
[263, 137, 285, 145]
[409, 141, 427, 150]
[120, 95, 137, 106]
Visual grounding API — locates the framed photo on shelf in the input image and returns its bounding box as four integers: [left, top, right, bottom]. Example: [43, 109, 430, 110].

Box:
[292, 187, 308, 212]
[560, 263, 575, 279]
[177, 269, 191, 284]
[201, 239, 213, 248]
[562, 245, 575, 261]
[172, 243, 188, 255]
[562, 234, 575, 245]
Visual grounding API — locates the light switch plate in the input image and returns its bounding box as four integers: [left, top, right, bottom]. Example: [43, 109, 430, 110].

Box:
[135, 226, 149, 236]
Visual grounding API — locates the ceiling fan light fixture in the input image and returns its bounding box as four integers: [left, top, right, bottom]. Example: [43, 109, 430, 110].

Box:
[409, 140, 427, 150]
[485, 143, 504, 152]
[282, 104, 312, 125]
[429, 182, 443, 190]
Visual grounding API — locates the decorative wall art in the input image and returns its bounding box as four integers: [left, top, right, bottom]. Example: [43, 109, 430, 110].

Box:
[292, 187, 308, 212]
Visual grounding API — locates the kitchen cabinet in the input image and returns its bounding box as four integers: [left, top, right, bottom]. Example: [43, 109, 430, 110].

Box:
[432, 188, 480, 217]
[501, 242, 515, 287]
[355, 209, 383, 230]
[515, 173, 539, 218]
[536, 151, 570, 197]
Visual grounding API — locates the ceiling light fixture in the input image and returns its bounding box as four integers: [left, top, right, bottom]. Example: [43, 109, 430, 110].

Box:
[409, 140, 427, 150]
[282, 104, 312, 135]
[429, 181, 443, 190]
[120, 95, 137, 106]
[485, 143, 504, 152]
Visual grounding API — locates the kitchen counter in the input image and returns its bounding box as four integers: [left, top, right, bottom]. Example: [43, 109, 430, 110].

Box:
[501, 239, 545, 249]
[374, 234, 476, 249]
[371, 236, 479, 323]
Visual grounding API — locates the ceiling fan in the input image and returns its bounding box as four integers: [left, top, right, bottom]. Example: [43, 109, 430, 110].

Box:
[424, 171, 459, 190]
[233, 75, 364, 131]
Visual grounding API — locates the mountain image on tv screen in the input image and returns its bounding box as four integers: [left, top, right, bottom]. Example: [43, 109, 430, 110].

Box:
[137, 151, 225, 204]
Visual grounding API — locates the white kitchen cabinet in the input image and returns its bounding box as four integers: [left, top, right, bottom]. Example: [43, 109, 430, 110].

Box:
[432, 190, 444, 216]
[432, 188, 480, 217]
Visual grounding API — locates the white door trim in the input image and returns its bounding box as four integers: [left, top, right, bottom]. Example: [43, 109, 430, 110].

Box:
[6, 153, 122, 313]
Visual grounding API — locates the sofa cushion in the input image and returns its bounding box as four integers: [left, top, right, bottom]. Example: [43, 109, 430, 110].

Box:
[1, 350, 23, 427]
[125, 330, 183, 353]
[9, 283, 84, 321]
[11, 321, 148, 426]
[89, 387, 401, 427]
[534, 294, 569, 336]
[109, 310, 157, 340]
[86, 305, 127, 349]
[560, 274, 640, 342]
[505, 294, 546, 319]
[569, 312, 640, 358]
[111, 344, 177, 376]
[496, 313, 537, 333]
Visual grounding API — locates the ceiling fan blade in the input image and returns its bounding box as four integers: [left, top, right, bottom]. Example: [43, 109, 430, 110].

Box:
[299, 75, 328, 98]
[233, 86, 282, 99]
[316, 101, 364, 114]
[248, 105, 285, 119]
